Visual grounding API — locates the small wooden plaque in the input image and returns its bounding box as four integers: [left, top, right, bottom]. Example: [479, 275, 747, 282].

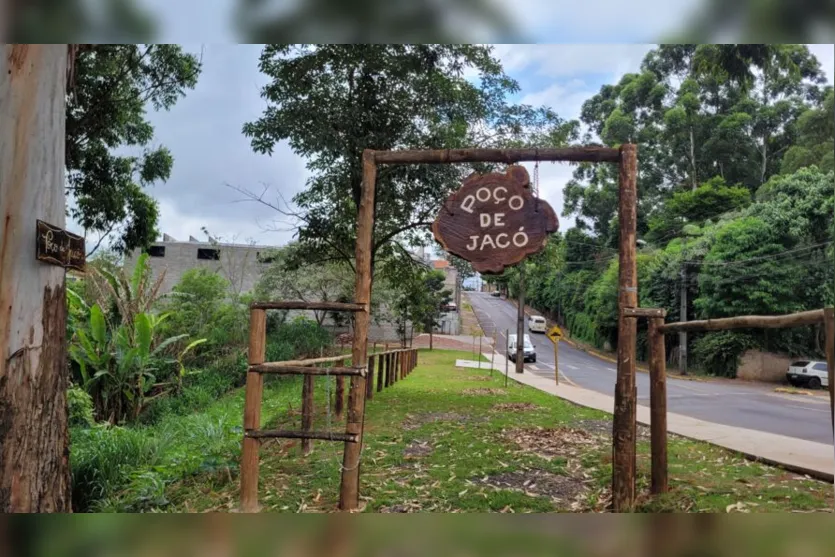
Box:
[36, 220, 86, 271]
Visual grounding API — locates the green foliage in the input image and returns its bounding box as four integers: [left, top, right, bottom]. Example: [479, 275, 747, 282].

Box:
[67, 385, 95, 428]
[71, 423, 165, 511]
[781, 88, 834, 174]
[159, 269, 249, 363]
[269, 317, 333, 361]
[244, 44, 573, 279]
[67, 45, 201, 253]
[68, 256, 204, 423]
[390, 268, 453, 344]
[254, 244, 354, 326]
[691, 332, 758, 378]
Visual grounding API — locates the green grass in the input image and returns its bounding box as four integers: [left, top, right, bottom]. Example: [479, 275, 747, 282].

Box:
[70, 374, 305, 512]
[157, 349, 833, 513]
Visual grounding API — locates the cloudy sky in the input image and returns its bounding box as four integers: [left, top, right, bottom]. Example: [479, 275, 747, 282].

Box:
[116, 43, 834, 248]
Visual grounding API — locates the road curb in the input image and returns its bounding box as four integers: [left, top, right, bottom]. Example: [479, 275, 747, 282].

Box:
[483, 352, 835, 485]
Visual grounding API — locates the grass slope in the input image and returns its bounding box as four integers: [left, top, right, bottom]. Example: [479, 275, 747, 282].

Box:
[165, 349, 833, 513]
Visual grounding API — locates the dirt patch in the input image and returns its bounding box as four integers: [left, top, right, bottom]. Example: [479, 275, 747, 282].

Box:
[493, 402, 541, 412]
[466, 375, 494, 381]
[506, 426, 604, 460]
[463, 388, 507, 396]
[479, 469, 588, 506]
[573, 419, 651, 441]
[403, 440, 433, 459]
[379, 501, 423, 513]
[403, 412, 472, 431]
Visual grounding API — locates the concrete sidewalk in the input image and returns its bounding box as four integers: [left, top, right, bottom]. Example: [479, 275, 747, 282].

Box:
[474, 353, 835, 482]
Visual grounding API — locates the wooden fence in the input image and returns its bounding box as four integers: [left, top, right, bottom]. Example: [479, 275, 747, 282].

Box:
[624, 306, 835, 498]
[241, 301, 418, 512]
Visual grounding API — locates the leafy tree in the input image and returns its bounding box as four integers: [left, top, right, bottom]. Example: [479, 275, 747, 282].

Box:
[158, 269, 250, 362]
[255, 244, 355, 326]
[781, 88, 835, 174]
[68, 45, 201, 254]
[647, 177, 751, 241]
[242, 44, 571, 280]
[410, 269, 453, 350]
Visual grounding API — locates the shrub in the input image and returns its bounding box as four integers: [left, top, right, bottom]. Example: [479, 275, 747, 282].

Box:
[271, 316, 331, 359]
[158, 269, 249, 363]
[67, 385, 95, 427]
[691, 331, 757, 378]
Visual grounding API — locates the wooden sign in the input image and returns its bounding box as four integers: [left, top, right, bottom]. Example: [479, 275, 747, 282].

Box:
[432, 166, 558, 274]
[36, 220, 86, 271]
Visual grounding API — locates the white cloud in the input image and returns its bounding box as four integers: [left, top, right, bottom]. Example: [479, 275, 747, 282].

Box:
[155, 197, 294, 246]
[508, 0, 702, 42]
[808, 44, 834, 84]
[520, 79, 596, 120]
[493, 44, 654, 81]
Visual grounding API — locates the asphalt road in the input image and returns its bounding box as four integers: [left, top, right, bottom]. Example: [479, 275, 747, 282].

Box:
[468, 292, 833, 445]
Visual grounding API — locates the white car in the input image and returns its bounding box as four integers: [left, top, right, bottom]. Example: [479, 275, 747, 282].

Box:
[508, 334, 536, 363]
[786, 360, 829, 389]
[528, 315, 547, 333]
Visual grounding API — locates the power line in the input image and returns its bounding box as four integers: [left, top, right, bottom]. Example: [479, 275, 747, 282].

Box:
[680, 242, 832, 268]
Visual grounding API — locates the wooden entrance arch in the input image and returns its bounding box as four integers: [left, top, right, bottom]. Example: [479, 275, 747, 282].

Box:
[241, 145, 640, 512]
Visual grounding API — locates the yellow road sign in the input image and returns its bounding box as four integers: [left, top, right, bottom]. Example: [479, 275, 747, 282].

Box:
[546, 325, 562, 343]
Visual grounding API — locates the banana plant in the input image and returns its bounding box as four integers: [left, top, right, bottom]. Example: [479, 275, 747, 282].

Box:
[69, 302, 206, 423]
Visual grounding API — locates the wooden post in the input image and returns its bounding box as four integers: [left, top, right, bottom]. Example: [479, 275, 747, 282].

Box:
[515, 267, 525, 374]
[505, 329, 509, 388]
[612, 143, 638, 512]
[241, 308, 266, 512]
[490, 332, 496, 376]
[648, 316, 668, 495]
[824, 308, 834, 431]
[334, 359, 345, 419]
[478, 334, 483, 369]
[301, 374, 315, 455]
[339, 150, 376, 510]
[0, 45, 72, 512]
[377, 353, 384, 393]
[366, 355, 375, 400]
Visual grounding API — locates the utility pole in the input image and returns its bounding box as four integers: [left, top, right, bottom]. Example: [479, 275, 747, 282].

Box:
[679, 264, 688, 376]
[515, 266, 525, 374]
[0, 45, 73, 512]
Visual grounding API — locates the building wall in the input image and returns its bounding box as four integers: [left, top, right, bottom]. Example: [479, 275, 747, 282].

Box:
[127, 242, 463, 338]
[125, 241, 271, 295]
[736, 350, 793, 383]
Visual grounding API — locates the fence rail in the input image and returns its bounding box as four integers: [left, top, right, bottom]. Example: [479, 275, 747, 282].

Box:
[240, 301, 419, 512]
[626, 306, 835, 504]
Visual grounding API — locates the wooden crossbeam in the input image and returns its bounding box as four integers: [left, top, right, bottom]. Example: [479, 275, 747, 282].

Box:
[373, 146, 621, 165]
[249, 364, 365, 376]
[659, 309, 825, 333]
[246, 430, 359, 443]
[250, 301, 365, 311]
[622, 307, 667, 319]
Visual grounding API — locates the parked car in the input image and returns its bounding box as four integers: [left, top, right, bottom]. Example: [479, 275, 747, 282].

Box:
[490, 291, 501, 297]
[441, 302, 457, 312]
[786, 360, 829, 389]
[528, 315, 547, 333]
[507, 334, 536, 363]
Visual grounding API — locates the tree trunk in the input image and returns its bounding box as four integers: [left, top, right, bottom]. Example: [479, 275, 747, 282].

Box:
[689, 126, 697, 190]
[0, 45, 72, 512]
